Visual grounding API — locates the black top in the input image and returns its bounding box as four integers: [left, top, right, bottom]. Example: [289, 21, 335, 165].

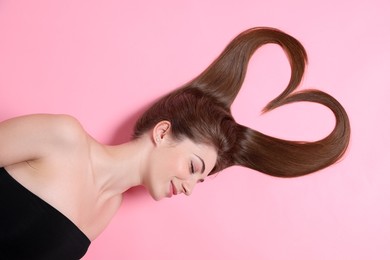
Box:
[0, 167, 91, 260]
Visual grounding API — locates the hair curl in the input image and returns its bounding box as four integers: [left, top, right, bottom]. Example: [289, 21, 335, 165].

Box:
[134, 27, 350, 177]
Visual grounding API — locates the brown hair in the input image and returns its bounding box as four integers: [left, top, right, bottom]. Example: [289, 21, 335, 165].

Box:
[134, 27, 350, 177]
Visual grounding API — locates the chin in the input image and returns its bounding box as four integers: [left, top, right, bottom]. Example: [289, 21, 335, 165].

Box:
[144, 181, 166, 201]
[153, 196, 164, 201]
[151, 194, 164, 201]
[147, 189, 164, 201]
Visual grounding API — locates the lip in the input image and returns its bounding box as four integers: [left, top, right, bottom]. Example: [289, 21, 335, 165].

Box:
[166, 181, 173, 198]
[171, 181, 178, 195]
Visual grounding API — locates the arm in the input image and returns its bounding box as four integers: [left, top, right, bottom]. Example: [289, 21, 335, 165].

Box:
[0, 114, 85, 168]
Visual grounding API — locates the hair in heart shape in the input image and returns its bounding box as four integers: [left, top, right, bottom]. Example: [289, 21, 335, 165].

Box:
[134, 27, 350, 177]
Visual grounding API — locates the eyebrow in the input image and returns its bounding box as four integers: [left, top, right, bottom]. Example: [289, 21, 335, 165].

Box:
[194, 154, 205, 174]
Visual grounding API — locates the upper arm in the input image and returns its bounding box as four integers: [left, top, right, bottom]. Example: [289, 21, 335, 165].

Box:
[0, 114, 85, 167]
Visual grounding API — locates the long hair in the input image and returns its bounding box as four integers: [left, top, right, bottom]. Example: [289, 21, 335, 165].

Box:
[134, 27, 350, 177]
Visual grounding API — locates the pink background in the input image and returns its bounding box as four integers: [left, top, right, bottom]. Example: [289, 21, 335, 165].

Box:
[1, 0, 389, 259]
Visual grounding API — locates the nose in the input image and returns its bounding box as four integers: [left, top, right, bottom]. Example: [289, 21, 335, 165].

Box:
[182, 179, 197, 196]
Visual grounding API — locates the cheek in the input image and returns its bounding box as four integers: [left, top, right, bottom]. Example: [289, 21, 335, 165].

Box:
[155, 149, 187, 178]
[144, 152, 175, 200]
[146, 147, 188, 198]
[148, 148, 170, 175]
[144, 173, 165, 201]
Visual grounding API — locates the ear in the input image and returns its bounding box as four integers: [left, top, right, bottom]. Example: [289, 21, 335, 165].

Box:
[152, 120, 171, 145]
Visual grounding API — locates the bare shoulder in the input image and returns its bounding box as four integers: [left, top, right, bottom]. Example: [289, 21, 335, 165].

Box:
[37, 114, 87, 144]
[0, 114, 88, 167]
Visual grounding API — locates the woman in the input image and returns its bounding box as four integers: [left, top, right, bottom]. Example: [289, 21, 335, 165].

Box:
[0, 27, 350, 259]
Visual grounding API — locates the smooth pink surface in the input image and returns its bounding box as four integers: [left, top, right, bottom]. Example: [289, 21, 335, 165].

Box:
[1, 1, 389, 259]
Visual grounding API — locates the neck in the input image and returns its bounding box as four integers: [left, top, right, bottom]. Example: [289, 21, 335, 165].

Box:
[90, 135, 151, 198]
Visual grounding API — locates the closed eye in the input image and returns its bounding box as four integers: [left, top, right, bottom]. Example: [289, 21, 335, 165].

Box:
[190, 162, 195, 174]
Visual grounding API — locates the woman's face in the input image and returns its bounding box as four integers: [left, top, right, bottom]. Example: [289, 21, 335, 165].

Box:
[143, 125, 217, 201]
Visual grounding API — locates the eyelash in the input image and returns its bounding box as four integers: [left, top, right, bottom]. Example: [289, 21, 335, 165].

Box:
[190, 162, 195, 174]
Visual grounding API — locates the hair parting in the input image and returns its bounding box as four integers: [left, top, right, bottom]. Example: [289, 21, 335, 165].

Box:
[134, 27, 350, 177]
